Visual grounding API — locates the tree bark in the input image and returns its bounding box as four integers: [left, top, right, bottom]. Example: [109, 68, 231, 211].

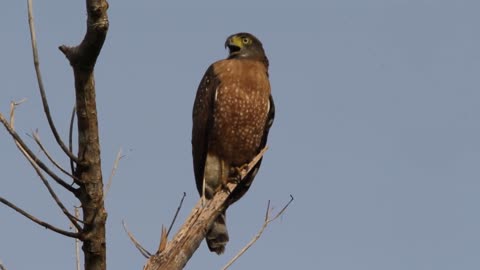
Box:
[59, 1, 109, 270]
[144, 148, 268, 270]
[144, 190, 229, 270]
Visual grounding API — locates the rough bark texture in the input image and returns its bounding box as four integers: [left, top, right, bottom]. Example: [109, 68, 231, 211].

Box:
[144, 189, 231, 270]
[60, 1, 109, 270]
[143, 148, 266, 270]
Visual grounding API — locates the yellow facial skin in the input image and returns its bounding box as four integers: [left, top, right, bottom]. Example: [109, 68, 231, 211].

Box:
[227, 35, 252, 50]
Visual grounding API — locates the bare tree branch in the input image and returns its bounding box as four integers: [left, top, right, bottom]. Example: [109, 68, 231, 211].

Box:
[57, 1, 110, 269]
[104, 148, 123, 197]
[222, 195, 294, 270]
[9, 98, 27, 126]
[144, 147, 269, 270]
[73, 207, 82, 270]
[16, 132, 82, 230]
[69, 105, 76, 176]
[157, 226, 168, 254]
[122, 220, 152, 258]
[0, 114, 77, 194]
[31, 131, 80, 182]
[3, 102, 82, 235]
[167, 192, 186, 237]
[27, 0, 79, 164]
[0, 196, 80, 238]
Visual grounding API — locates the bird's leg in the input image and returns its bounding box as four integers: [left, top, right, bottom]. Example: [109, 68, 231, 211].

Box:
[220, 182, 232, 195]
[201, 176, 207, 207]
[228, 163, 249, 184]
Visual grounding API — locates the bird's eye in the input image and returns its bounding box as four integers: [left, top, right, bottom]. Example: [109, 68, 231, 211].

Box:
[242, 38, 250, 44]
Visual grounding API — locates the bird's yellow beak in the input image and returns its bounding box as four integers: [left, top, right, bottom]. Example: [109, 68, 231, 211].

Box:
[226, 36, 243, 48]
[225, 35, 243, 54]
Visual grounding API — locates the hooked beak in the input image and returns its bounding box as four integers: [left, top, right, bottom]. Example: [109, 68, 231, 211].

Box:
[225, 35, 243, 55]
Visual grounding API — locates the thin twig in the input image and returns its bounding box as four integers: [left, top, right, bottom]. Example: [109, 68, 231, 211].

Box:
[122, 220, 152, 258]
[0, 113, 77, 193]
[74, 208, 81, 270]
[31, 131, 81, 182]
[104, 148, 123, 197]
[3, 102, 81, 231]
[0, 196, 80, 238]
[167, 192, 186, 237]
[9, 98, 27, 127]
[20, 144, 82, 231]
[157, 225, 168, 254]
[69, 105, 76, 176]
[222, 195, 294, 270]
[27, 0, 79, 164]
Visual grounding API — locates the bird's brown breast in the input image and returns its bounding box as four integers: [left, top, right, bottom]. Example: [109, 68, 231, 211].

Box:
[209, 59, 270, 165]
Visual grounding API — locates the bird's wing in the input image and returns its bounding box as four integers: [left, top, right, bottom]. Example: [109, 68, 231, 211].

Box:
[192, 64, 220, 195]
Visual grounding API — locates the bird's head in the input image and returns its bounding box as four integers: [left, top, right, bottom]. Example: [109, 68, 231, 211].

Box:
[225, 32, 268, 65]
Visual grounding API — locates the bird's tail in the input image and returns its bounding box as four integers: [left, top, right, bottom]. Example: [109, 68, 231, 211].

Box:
[206, 210, 229, 254]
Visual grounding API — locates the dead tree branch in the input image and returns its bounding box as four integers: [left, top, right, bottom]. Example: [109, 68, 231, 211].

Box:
[27, 0, 79, 164]
[69, 104, 76, 175]
[122, 220, 152, 258]
[31, 131, 80, 182]
[104, 148, 123, 197]
[167, 192, 187, 237]
[21, 146, 82, 231]
[144, 147, 269, 270]
[57, 0, 110, 269]
[0, 196, 80, 238]
[222, 195, 294, 270]
[73, 207, 82, 270]
[0, 114, 77, 194]
[5, 101, 82, 231]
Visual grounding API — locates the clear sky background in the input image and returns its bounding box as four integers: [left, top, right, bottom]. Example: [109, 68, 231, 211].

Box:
[1, 0, 479, 269]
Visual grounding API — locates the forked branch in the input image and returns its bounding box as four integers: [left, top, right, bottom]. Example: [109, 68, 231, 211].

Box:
[2, 102, 81, 231]
[27, 0, 79, 164]
[222, 195, 294, 270]
[57, 1, 110, 270]
[122, 221, 152, 258]
[0, 196, 79, 238]
[0, 114, 77, 193]
[31, 131, 80, 182]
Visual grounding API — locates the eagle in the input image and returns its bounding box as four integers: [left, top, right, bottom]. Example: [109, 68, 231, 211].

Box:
[191, 32, 275, 254]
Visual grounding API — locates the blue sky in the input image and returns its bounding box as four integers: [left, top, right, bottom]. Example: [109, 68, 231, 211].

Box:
[1, 1, 479, 269]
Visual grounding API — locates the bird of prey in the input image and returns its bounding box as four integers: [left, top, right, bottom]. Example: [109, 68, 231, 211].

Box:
[192, 32, 275, 254]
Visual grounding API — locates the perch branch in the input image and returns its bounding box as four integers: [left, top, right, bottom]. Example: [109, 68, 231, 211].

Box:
[122, 220, 152, 258]
[144, 146, 269, 270]
[0, 196, 80, 238]
[27, 0, 79, 164]
[222, 195, 294, 270]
